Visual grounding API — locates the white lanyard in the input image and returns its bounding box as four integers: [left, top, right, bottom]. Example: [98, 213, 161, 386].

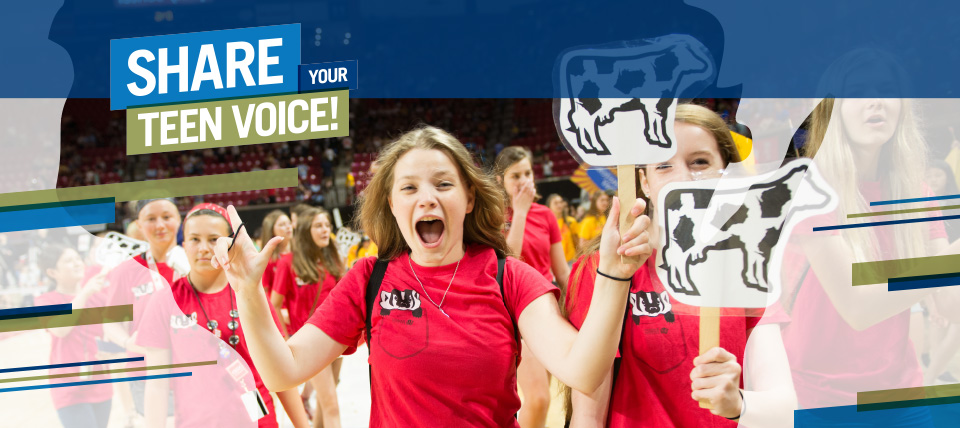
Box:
[143, 249, 182, 292]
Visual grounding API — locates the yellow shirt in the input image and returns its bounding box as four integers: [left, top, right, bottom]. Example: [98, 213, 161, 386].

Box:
[558, 217, 579, 262]
[347, 241, 380, 268]
[578, 214, 605, 242]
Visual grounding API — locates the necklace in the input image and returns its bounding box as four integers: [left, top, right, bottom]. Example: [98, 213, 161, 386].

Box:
[187, 274, 241, 346]
[407, 254, 461, 318]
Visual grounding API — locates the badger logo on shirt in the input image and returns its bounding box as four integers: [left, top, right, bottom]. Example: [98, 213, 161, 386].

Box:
[380, 289, 422, 318]
[131, 281, 155, 298]
[629, 290, 674, 323]
[170, 312, 198, 330]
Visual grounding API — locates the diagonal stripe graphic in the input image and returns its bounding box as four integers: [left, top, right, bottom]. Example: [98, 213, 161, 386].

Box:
[0, 357, 144, 374]
[0, 168, 298, 208]
[0, 373, 191, 394]
[0, 305, 132, 333]
[0, 360, 217, 383]
[0, 303, 72, 321]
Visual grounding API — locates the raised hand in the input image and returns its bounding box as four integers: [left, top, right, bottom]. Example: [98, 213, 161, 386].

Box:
[690, 347, 743, 419]
[211, 205, 284, 294]
[598, 196, 651, 279]
[513, 179, 536, 215]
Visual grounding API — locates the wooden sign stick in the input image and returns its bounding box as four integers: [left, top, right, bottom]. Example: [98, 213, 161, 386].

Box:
[698, 306, 721, 408]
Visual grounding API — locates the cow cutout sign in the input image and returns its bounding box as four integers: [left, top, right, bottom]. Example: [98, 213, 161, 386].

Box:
[554, 34, 717, 264]
[554, 34, 716, 167]
[655, 158, 837, 310]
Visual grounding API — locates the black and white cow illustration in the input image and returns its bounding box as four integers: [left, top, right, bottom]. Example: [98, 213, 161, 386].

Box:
[658, 160, 835, 307]
[380, 289, 423, 318]
[556, 34, 715, 166]
[629, 290, 675, 324]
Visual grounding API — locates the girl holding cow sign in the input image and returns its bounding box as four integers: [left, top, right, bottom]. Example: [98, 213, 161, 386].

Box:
[209, 126, 649, 427]
[563, 103, 797, 427]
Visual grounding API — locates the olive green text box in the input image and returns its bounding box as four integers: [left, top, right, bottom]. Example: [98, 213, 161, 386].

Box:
[852, 254, 960, 286]
[858, 383, 960, 411]
[0, 168, 297, 208]
[0, 305, 132, 333]
[127, 91, 349, 155]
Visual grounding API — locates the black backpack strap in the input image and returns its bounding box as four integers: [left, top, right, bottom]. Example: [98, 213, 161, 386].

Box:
[364, 259, 389, 389]
[497, 256, 521, 365]
[364, 259, 390, 343]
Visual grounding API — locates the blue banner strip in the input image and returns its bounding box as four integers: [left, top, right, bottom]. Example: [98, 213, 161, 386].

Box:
[0, 304, 72, 321]
[0, 202, 116, 233]
[0, 357, 145, 374]
[0, 372, 191, 393]
[812, 213, 960, 232]
[888, 273, 960, 291]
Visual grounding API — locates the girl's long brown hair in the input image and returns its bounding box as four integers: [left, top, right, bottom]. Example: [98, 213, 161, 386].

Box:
[584, 189, 614, 219]
[260, 209, 289, 261]
[292, 207, 344, 284]
[355, 125, 510, 260]
[493, 146, 541, 202]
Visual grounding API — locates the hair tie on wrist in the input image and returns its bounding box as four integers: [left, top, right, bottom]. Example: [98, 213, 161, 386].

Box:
[724, 389, 744, 421]
[228, 223, 246, 251]
[596, 269, 632, 282]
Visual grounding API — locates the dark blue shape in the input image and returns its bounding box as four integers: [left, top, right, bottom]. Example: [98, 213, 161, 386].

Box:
[585, 168, 618, 191]
[871, 194, 960, 206]
[795, 403, 934, 427]
[888, 273, 960, 291]
[0, 202, 115, 233]
[812, 213, 960, 232]
[0, 303, 71, 321]
[0, 372, 191, 393]
[0, 357, 144, 374]
[300, 60, 357, 92]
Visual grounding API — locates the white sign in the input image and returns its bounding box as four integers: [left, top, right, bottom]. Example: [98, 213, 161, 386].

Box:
[655, 159, 836, 308]
[555, 34, 716, 167]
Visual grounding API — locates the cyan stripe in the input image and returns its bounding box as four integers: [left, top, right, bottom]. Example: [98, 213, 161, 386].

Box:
[0, 372, 190, 393]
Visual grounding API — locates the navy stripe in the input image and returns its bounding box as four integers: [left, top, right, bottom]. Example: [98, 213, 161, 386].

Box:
[0, 357, 144, 374]
[812, 213, 960, 232]
[888, 273, 960, 291]
[0, 303, 72, 320]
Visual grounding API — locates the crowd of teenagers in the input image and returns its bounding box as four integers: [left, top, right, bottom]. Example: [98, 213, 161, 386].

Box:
[35, 50, 960, 428]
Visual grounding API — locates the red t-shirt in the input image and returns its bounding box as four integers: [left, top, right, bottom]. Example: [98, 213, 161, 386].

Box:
[36, 289, 113, 409]
[565, 253, 786, 428]
[307, 245, 559, 427]
[137, 277, 284, 428]
[103, 253, 176, 366]
[779, 181, 947, 409]
[104, 253, 175, 332]
[271, 252, 337, 334]
[261, 258, 280, 295]
[506, 203, 562, 281]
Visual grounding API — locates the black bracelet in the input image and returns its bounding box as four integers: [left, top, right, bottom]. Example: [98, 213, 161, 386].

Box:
[596, 269, 632, 282]
[724, 389, 744, 421]
[228, 223, 246, 251]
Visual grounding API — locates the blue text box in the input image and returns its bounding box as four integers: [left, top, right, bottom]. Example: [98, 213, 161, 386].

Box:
[0, 203, 116, 233]
[299, 61, 358, 92]
[110, 24, 300, 110]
